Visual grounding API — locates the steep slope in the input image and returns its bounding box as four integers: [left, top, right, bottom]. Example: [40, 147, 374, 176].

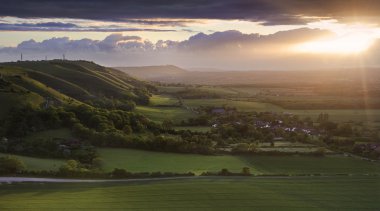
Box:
[0, 60, 153, 119]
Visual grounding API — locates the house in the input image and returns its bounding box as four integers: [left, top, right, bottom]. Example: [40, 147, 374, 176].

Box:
[211, 108, 226, 114]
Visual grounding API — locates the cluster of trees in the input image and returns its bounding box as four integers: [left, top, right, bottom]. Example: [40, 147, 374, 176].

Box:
[0, 136, 98, 164]
[201, 167, 252, 176]
[0, 158, 195, 179]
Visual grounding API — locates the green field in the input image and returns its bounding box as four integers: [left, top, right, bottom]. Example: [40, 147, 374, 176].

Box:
[2, 147, 380, 175]
[183, 98, 282, 111]
[0, 153, 64, 171]
[99, 148, 253, 174]
[136, 106, 195, 123]
[1, 177, 379, 210]
[149, 94, 179, 106]
[182, 98, 380, 122]
[98, 148, 380, 175]
[244, 155, 380, 174]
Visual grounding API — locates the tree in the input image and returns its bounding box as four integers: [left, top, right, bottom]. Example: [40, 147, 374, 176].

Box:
[219, 168, 231, 176]
[241, 167, 251, 175]
[122, 125, 132, 135]
[162, 120, 173, 130]
[0, 156, 26, 174]
[59, 159, 79, 174]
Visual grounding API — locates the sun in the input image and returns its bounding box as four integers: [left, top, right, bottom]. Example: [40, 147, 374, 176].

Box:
[293, 32, 375, 54]
[292, 21, 380, 54]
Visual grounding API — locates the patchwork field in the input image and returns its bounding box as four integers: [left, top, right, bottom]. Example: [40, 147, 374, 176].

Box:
[0, 177, 379, 210]
[4, 148, 380, 175]
[183, 98, 380, 122]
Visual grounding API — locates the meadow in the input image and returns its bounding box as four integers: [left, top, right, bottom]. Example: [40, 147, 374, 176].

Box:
[99, 148, 380, 175]
[0, 177, 379, 210]
[4, 147, 380, 175]
[136, 106, 195, 123]
[0, 153, 64, 171]
[98, 148, 253, 174]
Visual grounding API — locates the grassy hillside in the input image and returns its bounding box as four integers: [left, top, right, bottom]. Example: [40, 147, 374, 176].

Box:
[1, 177, 379, 210]
[0, 60, 152, 119]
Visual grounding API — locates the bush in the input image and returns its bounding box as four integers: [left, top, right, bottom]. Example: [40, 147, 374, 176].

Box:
[0, 156, 26, 174]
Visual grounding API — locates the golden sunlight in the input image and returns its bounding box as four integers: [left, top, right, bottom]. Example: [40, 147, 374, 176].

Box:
[292, 20, 380, 54]
[293, 31, 376, 54]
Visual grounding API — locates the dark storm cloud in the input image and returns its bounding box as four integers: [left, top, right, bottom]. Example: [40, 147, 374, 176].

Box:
[1, 0, 379, 25]
[0, 22, 176, 32]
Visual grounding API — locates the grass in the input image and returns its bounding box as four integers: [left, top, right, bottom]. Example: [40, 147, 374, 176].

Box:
[0, 92, 44, 119]
[98, 148, 253, 174]
[183, 98, 380, 123]
[0, 177, 379, 210]
[98, 148, 380, 175]
[0, 129, 71, 171]
[149, 94, 179, 106]
[136, 106, 195, 123]
[184, 98, 281, 111]
[0, 153, 64, 171]
[243, 155, 380, 174]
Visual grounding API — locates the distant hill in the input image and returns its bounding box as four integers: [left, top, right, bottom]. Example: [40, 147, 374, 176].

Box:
[116, 65, 380, 86]
[0, 60, 153, 118]
[116, 65, 188, 82]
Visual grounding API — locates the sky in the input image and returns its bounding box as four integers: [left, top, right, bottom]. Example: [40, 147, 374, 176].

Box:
[1, 0, 380, 70]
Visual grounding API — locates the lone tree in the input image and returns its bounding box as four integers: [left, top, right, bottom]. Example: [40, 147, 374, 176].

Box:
[219, 168, 231, 176]
[241, 167, 251, 176]
[0, 156, 26, 174]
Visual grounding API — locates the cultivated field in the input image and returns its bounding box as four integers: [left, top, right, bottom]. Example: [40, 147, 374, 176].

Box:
[0, 177, 379, 210]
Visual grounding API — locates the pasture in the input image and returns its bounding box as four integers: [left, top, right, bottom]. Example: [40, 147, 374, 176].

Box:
[98, 148, 253, 174]
[98, 148, 380, 175]
[0, 153, 64, 171]
[0, 177, 379, 210]
[136, 106, 195, 123]
[3, 147, 379, 174]
[149, 94, 179, 106]
[183, 98, 380, 123]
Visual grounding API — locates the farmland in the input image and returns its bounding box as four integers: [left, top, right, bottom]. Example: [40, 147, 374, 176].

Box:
[98, 148, 254, 174]
[1, 177, 379, 210]
[146, 90, 380, 124]
[136, 105, 195, 123]
[3, 147, 380, 175]
[98, 148, 380, 175]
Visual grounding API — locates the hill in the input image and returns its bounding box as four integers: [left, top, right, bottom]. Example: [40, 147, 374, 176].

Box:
[0, 60, 153, 119]
[116, 65, 188, 82]
[116, 66, 380, 86]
